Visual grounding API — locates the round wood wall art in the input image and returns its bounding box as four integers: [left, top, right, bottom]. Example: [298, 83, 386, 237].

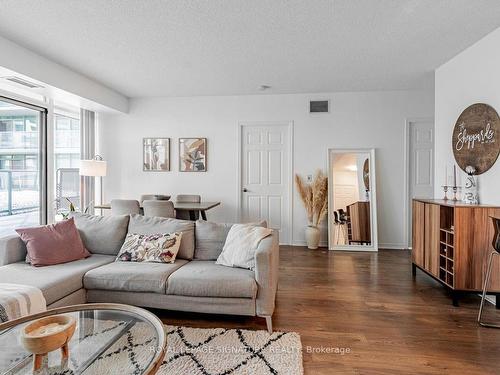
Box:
[452, 103, 500, 175]
[363, 158, 370, 190]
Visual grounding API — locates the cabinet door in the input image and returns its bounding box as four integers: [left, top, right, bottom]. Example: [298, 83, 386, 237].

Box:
[412, 201, 425, 267]
[424, 203, 440, 277]
[455, 207, 500, 291]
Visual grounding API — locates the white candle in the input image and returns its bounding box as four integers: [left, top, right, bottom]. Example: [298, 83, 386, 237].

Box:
[444, 166, 448, 186]
[453, 165, 457, 187]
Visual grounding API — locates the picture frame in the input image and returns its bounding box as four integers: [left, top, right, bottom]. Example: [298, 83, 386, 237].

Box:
[179, 138, 207, 172]
[143, 138, 170, 171]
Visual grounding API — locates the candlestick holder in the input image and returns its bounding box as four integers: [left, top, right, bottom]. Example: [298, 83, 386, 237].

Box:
[442, 185, 449, 200]
[452, 186, 462, 201]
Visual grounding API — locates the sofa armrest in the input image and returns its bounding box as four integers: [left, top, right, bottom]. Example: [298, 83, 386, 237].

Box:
[254, 230, 279, 317]
[0, 235, 27, 266]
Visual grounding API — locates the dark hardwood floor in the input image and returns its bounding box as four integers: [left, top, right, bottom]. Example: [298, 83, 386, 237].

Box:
[155, 246, 500, 374]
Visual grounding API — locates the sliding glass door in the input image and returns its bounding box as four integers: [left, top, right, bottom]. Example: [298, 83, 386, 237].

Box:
[0, 97, 46, 237]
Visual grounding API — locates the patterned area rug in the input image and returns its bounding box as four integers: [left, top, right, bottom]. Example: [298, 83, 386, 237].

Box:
[5, 321, 303, 375]
[94, 324, 303, 375]
[158, 325, 303, 374]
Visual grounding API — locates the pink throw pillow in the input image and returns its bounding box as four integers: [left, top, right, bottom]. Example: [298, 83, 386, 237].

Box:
[16, 218, 90, 267]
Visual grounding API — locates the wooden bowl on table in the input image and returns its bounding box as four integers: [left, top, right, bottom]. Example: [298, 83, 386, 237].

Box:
[21, 314, 76, 371]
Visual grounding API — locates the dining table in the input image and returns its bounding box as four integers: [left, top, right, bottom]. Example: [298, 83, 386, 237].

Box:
[94, 201, 220, 221]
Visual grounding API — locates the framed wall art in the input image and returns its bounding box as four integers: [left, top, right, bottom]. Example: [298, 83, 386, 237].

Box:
[143, 138, 170, 171]
[179, 138, 207, 172]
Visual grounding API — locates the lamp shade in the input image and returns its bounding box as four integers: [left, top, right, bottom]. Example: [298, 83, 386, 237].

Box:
[79, 159, 107, 177]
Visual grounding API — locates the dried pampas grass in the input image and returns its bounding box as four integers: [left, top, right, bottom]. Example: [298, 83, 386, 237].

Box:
[295, 170, 328, 227]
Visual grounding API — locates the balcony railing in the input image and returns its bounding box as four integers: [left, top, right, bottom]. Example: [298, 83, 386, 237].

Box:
[0, 170, 39, 216]
[0, 168, 80, 216]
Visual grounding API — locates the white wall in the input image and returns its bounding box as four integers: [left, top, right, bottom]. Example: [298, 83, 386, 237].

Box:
[435, 26, 500, 306]
[99, 90, 433, 248]
[435, 27, 500, 202]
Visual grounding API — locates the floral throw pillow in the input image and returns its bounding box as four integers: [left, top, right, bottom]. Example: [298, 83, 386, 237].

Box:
[116, 232, 183, 263]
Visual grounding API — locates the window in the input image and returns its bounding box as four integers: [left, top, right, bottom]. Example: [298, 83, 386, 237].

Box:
[0, 97, 46, 237]
[0, 120, 12, 132]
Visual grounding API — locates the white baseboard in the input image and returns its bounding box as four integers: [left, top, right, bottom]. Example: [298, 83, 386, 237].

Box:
[290, 241, 407, 249]
[379, 243, 407, 250]
[291, 240, 328, 247]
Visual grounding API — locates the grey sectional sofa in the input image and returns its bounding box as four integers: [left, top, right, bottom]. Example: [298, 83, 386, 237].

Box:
[0, 214, 279, 332]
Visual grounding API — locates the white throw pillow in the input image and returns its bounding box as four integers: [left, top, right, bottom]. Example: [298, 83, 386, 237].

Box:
[216, 224, 273, 270]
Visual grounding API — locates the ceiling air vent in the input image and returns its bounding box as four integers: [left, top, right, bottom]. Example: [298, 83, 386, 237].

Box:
[2, 76, 44, 89]
[309, 100, 329, 113]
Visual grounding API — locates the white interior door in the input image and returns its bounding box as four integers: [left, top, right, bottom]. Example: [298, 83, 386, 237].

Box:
[240, 123, 291, 244]
[410, 120, 434, 199]
[408, 119, 434, 246]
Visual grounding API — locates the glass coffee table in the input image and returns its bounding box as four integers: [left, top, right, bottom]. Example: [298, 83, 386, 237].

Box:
[0, 303, 166, 375]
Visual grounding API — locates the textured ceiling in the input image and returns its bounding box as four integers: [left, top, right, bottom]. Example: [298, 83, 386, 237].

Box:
[0, 0, 499, 98]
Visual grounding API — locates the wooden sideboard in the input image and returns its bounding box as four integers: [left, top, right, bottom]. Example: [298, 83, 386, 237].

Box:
[412, 199, 500, 306]
[347, 201, 371, 244]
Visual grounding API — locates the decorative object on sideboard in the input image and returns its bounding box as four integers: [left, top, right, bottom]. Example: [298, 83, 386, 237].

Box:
[463, 165, 479, 204]
[295, 170, 328, 249]
[441, 165, 462, 201]
[143, 138, 170, 171]
[442, 185, 449, 200]
[179, 138, 207, 172]
[21, 314, 76, 371]
[452, 103, 500, 174]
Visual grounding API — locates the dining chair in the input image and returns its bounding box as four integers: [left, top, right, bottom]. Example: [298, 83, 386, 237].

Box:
[143, 200, 175, 218]
[176, 194, 201, 220]
[338, 209, 349, 244]
[110, 199, 141, 215]
[333, 211, 341, 245]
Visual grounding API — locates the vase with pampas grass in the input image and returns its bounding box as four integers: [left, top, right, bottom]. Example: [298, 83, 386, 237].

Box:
[295, 170, 328, 249]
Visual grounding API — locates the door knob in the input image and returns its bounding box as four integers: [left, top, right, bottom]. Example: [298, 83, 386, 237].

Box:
[243, 188, 248, 192]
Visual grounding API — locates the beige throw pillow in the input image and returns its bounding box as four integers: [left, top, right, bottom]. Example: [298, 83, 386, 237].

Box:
[216, 224, 273, 270]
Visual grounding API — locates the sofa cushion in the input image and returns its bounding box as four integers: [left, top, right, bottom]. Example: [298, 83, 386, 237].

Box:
[71, 212, 129, 255]
[84, 259, 189, 294]
[194, 220, 268, 261]
[128, 215, 195, 260]
[194, 221, 233, 260]
[16, 218, 90, 266]
[0, 254, 114, 305]
[166, 260, 257, 298]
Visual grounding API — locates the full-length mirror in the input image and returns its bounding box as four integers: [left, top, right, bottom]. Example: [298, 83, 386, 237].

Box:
[328, 149, 378, 251]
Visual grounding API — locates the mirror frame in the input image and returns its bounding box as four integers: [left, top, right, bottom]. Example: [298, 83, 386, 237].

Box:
[327, 148, 378, 251]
